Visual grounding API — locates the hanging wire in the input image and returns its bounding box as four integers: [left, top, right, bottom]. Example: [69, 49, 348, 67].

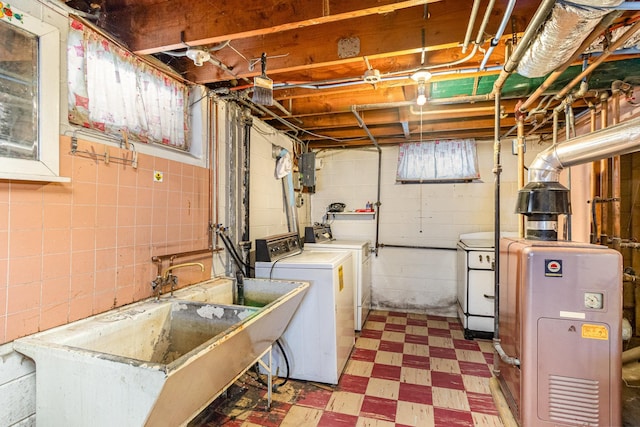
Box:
[419, 104, 424, 233]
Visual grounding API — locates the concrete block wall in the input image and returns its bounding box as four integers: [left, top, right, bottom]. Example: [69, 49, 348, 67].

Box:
[0, 343, 35, 426]
[311, 141, 549, 315]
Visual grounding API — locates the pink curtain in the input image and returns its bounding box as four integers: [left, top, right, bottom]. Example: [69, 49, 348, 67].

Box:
[67, 19, 189, 150]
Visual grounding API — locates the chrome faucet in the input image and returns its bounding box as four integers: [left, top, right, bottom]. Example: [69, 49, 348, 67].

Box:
[151, 262, 205, 299]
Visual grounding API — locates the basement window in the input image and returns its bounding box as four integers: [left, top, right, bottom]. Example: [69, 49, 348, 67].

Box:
[0, 7, 64, 181]
[396, 139, 480, 183]
[67, 19, 190, 151]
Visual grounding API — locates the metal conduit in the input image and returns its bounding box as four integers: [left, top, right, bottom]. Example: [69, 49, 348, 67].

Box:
[462, 0, 482, 54]
[480, 0, 517, 70]
[351, 107, 382, 255]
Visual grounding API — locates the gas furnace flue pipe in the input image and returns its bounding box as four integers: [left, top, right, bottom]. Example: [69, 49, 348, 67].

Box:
[527, 116, 640, 183]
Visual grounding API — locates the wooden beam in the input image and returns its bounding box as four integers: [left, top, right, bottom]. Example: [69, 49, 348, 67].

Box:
[180, 0, 529, 83]
[104, 0, 444, 54]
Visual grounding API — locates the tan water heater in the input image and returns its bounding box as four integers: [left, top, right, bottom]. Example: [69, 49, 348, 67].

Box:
[498, 238, 622, 426]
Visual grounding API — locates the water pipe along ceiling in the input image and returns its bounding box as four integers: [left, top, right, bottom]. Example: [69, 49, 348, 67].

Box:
[62, 0, 640, 148]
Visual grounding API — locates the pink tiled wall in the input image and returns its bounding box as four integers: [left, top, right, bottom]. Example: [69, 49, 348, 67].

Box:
[0, 136, 212, 344]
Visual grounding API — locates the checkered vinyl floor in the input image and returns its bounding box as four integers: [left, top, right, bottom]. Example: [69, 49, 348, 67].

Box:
[195, 310, 503, 426]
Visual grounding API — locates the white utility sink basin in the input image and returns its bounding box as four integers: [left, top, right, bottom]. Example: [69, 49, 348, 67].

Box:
[14, 278, 309, 426]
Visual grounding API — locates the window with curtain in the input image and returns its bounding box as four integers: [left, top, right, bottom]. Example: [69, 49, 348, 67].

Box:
[396, 139, 480, 183]
[0, 5, 63, 181]
[67, 19, 190, 150]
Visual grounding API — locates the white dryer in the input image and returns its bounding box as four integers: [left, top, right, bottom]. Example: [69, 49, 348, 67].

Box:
[255, 233, 355, 385]
[304, 225, 372, 331]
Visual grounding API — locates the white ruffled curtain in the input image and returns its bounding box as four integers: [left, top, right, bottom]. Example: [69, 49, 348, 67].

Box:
[396, 139, 480, 182]
[67, 19, 189, 150]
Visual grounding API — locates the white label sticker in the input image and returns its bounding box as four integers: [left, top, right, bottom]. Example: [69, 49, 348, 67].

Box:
[560, 311, 586, 319]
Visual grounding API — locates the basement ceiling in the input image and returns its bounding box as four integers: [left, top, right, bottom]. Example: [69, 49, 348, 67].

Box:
[64, 0, 640, 149]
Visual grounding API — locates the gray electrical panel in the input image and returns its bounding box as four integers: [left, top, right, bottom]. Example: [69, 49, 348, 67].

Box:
[300, 152, 316, 193]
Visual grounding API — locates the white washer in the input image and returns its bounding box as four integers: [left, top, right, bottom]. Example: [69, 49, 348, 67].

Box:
[255, 247, 355, 385]
[304, 226, 371, 331]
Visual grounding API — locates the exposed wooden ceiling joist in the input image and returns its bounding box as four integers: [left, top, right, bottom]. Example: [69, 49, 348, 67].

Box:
[64, 0, 640, 149]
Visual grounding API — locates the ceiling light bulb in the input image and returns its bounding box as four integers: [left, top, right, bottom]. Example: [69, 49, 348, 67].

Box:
[411, 69, 432, 82]
[416, 80, 427, 106]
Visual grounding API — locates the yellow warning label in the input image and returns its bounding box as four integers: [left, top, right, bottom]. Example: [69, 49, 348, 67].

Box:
[581, 324, 609, 340]
[338, 265, 344, 291]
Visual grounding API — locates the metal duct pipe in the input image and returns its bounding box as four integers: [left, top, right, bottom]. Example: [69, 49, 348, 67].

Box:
[517, 10, 622, 112]
[517, 0, 624, 78]
[494, 0, 557, 91]
[519, 116, 640, 240]
[528, 116, 640, 184]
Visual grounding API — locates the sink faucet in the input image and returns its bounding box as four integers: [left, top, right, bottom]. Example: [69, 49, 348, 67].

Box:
[151, 262, 205, 299]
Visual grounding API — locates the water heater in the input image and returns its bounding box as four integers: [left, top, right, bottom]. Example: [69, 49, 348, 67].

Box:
[497, 238, 622, 426]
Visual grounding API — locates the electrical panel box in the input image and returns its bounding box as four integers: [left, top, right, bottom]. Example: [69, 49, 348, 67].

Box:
[300, 152, 316, 193]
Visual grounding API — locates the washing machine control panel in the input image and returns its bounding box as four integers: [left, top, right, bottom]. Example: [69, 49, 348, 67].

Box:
[255, 232, 301, 262]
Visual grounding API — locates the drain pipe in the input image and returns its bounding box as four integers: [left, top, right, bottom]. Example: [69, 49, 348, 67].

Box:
[240, 110, 253, 277]
[352, 106, 382, 256]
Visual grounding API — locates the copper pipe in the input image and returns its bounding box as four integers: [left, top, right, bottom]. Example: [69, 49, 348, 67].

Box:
[612, 89, 621, 240]
[600, 95, 609, 241]
[555, 20, 640, 101]
[152, 248, 219, 278]
[590, 105, 601, 244]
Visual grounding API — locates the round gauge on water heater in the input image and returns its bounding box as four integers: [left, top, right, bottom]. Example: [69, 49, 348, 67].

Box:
[584, 292, 604, 309]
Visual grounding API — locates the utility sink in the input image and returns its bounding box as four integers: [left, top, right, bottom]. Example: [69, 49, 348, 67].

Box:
[14, 278, 309, 427]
